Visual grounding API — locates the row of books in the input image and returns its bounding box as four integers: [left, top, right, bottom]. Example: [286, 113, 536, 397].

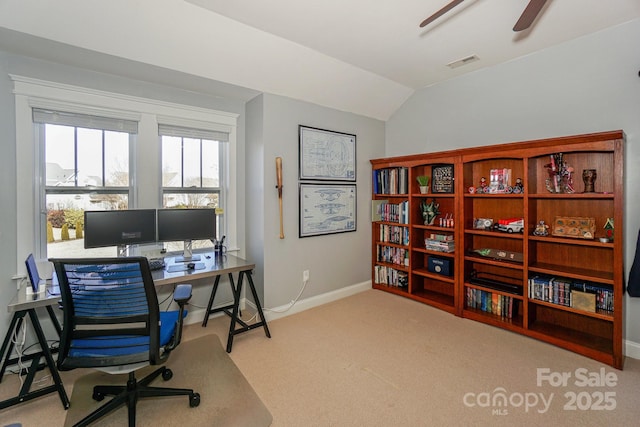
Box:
[376, 245, 409, 267]
[425, 238, 455, 253]
[373, 167, 409, 195]
[466, 288, 517, 319]
[374, 200, 409, 224]
[379, 224, 410, 246]
[374, 266, 408, 288]
[528, 275, 614, 312]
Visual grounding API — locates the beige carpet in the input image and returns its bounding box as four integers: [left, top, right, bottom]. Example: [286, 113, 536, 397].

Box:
[64, 334, 272, 427]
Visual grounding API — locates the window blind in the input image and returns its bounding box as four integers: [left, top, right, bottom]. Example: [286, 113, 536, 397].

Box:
[32, 108, 138, 134]
[158, 124, 229, 142]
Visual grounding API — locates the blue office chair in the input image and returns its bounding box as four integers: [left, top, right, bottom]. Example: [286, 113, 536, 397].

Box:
[51, 257, 200, 427]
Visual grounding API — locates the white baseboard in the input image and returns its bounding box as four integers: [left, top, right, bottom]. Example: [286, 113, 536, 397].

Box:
[243, 280, 371, 322]
[625, 339, 640, 361]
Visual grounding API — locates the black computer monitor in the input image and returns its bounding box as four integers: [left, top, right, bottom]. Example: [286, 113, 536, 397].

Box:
[157, 208, 216, 261]
[84, 209, 157, 254]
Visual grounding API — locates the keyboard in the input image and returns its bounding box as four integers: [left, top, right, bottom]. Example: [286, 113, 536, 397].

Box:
[148, 258, 166, 271]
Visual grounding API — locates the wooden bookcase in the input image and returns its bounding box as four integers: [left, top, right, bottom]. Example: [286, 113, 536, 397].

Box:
[370, 131, 625, 368]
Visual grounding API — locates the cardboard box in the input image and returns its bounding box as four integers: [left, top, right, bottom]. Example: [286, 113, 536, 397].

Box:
[428, 257, 453, 276]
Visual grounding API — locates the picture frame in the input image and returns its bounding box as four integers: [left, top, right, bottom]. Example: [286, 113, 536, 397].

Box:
[431, 164, 455, 193]
[299, 125, 356, 181]
[299, 183, 356, 237]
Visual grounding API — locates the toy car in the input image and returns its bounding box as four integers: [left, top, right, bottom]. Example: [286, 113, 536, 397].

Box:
[496, 218, 524, 233]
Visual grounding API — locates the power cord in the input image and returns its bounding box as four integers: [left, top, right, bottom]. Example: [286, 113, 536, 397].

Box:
[242, 277, 310, 323]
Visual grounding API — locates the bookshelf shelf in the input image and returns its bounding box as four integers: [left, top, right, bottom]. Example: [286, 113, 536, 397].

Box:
[371, 130, 625, 368]
[528, 298, 614, 321]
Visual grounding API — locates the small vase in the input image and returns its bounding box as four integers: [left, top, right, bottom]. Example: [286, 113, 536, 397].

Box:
[419, 186, 429, 194]
[582, 169, 597, 193]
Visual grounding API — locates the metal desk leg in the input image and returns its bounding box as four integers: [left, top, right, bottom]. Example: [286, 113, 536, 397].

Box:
[202, 274, 242, 327]
[226, 270, 271, 353]
[202, 274, 222, 327]
[0, 309, 70, 410]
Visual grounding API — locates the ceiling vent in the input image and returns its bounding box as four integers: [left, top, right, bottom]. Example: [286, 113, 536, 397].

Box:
[446, 55, 480, 69]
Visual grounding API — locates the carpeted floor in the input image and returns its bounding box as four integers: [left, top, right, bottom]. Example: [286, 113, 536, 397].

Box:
[63, 334, 271, 427]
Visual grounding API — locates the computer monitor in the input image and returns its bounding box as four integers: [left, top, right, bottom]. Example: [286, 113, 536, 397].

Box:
[84, 209, 157, 254]
[25, 253, 42, 293]
[157, 208, 216, 261]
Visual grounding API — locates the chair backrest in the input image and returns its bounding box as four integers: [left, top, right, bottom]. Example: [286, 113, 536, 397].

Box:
[51, 257, 163, 370]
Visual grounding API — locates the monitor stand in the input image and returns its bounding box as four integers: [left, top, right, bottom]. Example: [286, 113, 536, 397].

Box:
[117, 245, 129, 257]
[174, 240, 201, 263]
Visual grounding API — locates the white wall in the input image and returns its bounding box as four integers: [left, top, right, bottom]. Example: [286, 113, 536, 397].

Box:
[386, 19, 640, 354]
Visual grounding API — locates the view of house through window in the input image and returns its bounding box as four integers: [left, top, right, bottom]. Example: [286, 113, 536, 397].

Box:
[38, 111, 135, 258]
[34, 107, 227, 259]
[161, 130, 223, 252]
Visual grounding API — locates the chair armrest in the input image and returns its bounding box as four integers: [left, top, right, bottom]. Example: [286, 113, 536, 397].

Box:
[173, 284, 192, 306]
[164, 284, 192, 353]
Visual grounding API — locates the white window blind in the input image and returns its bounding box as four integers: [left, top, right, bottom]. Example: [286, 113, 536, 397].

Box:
[158, 124, 229, 142]
[33, 108, 138, 134]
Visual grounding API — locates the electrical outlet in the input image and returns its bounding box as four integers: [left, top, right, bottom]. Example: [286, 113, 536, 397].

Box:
[303, 270, 309, 282]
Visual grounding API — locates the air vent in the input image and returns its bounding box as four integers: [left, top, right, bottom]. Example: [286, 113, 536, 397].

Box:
[446, 54, 480, 69]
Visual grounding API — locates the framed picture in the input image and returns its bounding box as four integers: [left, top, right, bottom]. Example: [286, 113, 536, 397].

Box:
[431, 164, 455, 193]
[299, 183, 356, 237]
[299, 125, 356, 181]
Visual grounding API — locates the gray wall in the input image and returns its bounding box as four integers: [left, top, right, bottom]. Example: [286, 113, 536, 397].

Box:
[247, 93, 385, 309]
[386, 19, 640, 348]
[0, 52, 17, 338]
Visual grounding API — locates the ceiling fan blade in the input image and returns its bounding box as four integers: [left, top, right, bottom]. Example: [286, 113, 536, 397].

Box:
[420, 0, 465, 28]
[513, 0, 548, 32]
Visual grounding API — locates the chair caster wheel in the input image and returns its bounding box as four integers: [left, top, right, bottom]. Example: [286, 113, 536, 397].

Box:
[93, 391, 105, 401]
[162, 368, 173, 381]
[189, 392, 201, 407]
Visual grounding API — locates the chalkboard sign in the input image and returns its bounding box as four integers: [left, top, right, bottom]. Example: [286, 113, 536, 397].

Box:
[431, 164, 454, 193]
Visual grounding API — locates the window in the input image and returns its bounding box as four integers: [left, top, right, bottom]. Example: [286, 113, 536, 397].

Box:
[34, 109, 137, 258]
[160, 124, 228, 251]
[13, 76, 239, 266]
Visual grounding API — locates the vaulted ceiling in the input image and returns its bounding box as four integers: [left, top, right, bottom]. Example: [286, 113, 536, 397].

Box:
[1, 0, 638, 120]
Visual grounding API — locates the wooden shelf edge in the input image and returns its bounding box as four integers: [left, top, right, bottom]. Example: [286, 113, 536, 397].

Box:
[528, 263, 614, 284]
[462, 308, 524, 331]
[528, 298, 614, 321]
[464, 255, 524, 270]
[413, 268, 455, 283]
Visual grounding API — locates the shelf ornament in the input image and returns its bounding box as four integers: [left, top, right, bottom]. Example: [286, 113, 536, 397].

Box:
[544, 153, 575, 193]
[420, 199, 440, 226]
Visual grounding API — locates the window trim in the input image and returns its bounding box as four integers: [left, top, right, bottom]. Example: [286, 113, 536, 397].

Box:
[12, 75, 239, 266]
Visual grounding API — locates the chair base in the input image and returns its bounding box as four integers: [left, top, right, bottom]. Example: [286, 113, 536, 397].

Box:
[72, 366, 200, 427]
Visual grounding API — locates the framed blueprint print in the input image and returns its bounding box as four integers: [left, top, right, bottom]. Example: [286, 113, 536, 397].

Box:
[299, 125, 356, 181]
[299, 183, 357, 237]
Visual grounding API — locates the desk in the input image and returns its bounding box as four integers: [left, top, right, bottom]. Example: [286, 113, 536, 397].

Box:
[0, 286, 70, 410]
[152, 253, 271, 352]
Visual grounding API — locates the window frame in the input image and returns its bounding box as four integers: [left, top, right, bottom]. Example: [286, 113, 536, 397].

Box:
[12, 75, 239, 266]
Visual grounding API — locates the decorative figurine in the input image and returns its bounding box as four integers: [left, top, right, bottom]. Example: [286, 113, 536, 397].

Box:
[479, 177, 487, 193]
[582, 169, 597, 193]
[544, 153, 575, 194]
[533, 220, 550, 237]
[420, 199, 440, 226]
[603, 218, 614, 241]
[513, 177, 524, 194]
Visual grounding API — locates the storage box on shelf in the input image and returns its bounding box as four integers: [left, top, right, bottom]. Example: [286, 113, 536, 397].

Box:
[370, 131, 625, 369]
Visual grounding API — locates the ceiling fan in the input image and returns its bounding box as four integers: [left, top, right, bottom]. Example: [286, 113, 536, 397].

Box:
[420, 0, 548, 32]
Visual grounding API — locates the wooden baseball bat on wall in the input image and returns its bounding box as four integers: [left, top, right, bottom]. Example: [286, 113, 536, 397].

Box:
[276, 157, 284, 239]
